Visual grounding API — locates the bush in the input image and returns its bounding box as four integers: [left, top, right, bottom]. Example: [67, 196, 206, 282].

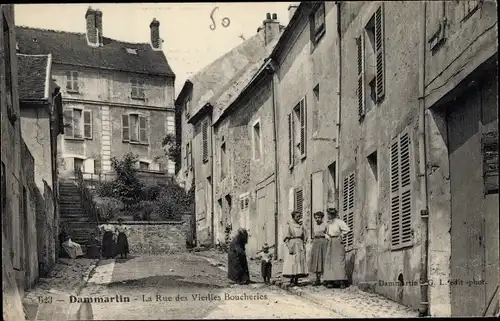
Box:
[94, 197, 123, 221]
[129, 201, 156, 221]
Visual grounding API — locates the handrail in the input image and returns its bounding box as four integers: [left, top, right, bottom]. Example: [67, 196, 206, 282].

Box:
[74, 168, 101, 237]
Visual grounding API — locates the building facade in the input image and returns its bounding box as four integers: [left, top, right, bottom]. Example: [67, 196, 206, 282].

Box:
[16, 7, 176, 179]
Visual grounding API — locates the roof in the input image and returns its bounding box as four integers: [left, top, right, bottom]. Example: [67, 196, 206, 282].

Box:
[211, 38, 280, 125]
[17, 53, 51, 101]
[15, 26, 175, 77]
[184, 32, 269, 122]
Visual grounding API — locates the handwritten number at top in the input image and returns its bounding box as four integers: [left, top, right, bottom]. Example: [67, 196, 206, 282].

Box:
[209, 6, 231, 30]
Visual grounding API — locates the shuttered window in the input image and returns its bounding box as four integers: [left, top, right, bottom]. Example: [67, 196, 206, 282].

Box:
[375, 4, 385, 102]
[390, 130, 413, 249]
[356, 36, 366, 118]
[341, 172, 355, 249]
[139, 116, 148, 143]
[240, 193, 250, 211]
[299, 98, 307, 158]
[130, 77, 145, 99]
[294, 187, 304, 215]
[122, 114, 148, 144]
[122, 114, 130, 141]
[83, 110, 92, 139]
[288, 113, 294, 169]
[202, 119, 209, 162]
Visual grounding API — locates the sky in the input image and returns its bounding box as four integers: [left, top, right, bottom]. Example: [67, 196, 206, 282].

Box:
[14, 3, 291, 95]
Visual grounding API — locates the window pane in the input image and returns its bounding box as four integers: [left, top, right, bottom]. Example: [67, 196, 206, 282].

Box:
[73, 109, 82, 138]
[130, 115, 138, 141]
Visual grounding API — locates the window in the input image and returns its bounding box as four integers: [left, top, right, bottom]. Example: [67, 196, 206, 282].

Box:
[125, 48, 138, 55]
[327, 162, 337, 202]
[313, 84, 320, 133]
[74, 158, 84, 174]
[166, 115, 175, 135]
[252, 120, 262, 161]
[341, 172, 355, 250]
[3, 15, 14, 125]
[294, 187, 304, 215]
[357, 4, 385, 119]
[130, 77, 145, 99]
[122, 113, 148, 144]
[185, 98, 191, 117]
[202, 119, 209, 163]
[1, 161, 6, 213]
[66, 71, 79, 93]
[310, 2, 325, 45]
[64, 108, 92, 139]
[239, 193, 249, 211]
[139, 161, 149, 170]
[390, 130, 413, 250]
[220, 141, 227, 180]
[289, 97, 307, 165]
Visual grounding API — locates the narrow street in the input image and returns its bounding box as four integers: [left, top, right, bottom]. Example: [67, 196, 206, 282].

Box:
[31, 253, 340, 320]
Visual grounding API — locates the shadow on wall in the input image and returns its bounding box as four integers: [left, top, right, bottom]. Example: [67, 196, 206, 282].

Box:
[346, 251, 355, 286]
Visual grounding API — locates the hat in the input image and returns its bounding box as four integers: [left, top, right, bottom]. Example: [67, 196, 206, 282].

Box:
[327, 207, 338, 215]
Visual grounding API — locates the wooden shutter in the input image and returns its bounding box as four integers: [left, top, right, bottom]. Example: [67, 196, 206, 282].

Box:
[294, 187, 304, 214]
[202, 120, 208, 162]
[139, 116, 148, 143]
[288, 113, 294, 168]
[122, 114, 130, 141]
[184, 143, 189, 170]
[375, 4, 385, 102]
[300, 98, 307, 158]
[188, 141, 193, 170]
[64, 109, 73, 137]
[390, 131, 412, 249]
[346, 172, 355, 248]
[356, 36, 365, 118]
[83, 110, 92, 139]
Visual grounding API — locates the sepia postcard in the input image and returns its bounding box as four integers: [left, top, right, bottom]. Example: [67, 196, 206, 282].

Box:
[1, 1, 499, 320]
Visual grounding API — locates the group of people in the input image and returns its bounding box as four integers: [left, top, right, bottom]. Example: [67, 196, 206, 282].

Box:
[227, 207, 350, 288]
[58, 218, 130, 260]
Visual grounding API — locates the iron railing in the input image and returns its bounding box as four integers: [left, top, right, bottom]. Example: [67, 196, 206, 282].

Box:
[74, 168, 100, 234]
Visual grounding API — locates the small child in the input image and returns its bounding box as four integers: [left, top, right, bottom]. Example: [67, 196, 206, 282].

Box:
[256, 243, 273, 285]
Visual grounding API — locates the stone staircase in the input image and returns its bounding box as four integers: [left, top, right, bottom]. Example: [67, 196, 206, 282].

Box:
[59, 180, 98, 246]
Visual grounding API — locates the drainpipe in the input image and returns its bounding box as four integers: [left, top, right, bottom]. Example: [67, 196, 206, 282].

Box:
[418, 0, 430, 317]
[269, 58, 280, 259]
[210, 113, 216, 247]
[335, 1, 342, 209]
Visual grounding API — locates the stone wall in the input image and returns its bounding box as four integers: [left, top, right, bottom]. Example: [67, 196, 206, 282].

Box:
[108, 221, 188, 255]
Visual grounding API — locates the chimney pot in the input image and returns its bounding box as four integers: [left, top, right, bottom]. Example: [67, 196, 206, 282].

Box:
[266, 13, 271, 20]
[272, 13, 277, 20]
[262, 12, 280, 45]
[85, 7, 98, 45]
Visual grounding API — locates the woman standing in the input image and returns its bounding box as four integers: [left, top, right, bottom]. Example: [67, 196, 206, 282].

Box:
[115, 218, 129, 259]
[227, 228, 250, 285]
[282, 211, 308, 286]
[323, 207, 350, 288]
[99, 221, 116, 259]
[308, 211, 328, 285]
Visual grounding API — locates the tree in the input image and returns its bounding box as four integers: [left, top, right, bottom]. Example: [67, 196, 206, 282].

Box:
[162, 132, 180, 165]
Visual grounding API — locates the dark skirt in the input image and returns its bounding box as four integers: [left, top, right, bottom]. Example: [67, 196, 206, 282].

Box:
[102, 231, 115, 259]
[116, 232, 129, 256]
[308, 237, 328, 273]
[261, 261, 272, 279]
[227, 242, 250, 284]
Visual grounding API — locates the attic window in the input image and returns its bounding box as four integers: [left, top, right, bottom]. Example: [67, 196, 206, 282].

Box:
[126, 48, 137, 55]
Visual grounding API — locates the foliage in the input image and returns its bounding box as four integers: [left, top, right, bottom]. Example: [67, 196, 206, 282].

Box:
[130, 201, 156, 221]
[93, 197, 123, 221]
[162, 132, 180, 164]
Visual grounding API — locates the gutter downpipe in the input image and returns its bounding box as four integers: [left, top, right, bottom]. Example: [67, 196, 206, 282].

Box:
[335, 2, 342, 210]
[269, 58, 280, 260]
[418, 1, 430, 317]
[210, 110, 216, 247]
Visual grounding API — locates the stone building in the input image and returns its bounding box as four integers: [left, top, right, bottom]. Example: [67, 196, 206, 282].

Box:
[337, 0, 498, 316]
[18, 53, 64, 277]
[15, 7, 176, 179]
[175, 14, 284, 247]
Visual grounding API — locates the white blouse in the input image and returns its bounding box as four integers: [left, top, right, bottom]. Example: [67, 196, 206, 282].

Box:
[99, 224, 115, 232]
[115, 224, 128, 234]
[326, 218, 350, 238]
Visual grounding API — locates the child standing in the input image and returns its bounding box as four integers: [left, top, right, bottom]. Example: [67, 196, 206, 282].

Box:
[257, 243, 273, 284]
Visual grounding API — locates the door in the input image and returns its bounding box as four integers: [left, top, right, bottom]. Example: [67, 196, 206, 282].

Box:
[311, 171, 324, 234]
[265, 181, 276, 251]
[448, 78, 499, 316]
[256, 187, 266, 254]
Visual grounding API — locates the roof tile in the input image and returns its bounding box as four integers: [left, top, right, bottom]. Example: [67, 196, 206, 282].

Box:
[17, 54, 50, 101]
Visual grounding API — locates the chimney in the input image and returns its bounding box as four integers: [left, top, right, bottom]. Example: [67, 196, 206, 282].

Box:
[288, 2, 299, 21]
[95, 9, 103, 46]
[85, 6, 98, 46]
[150, 18, 161, 51]
[263, 12, 280, 46]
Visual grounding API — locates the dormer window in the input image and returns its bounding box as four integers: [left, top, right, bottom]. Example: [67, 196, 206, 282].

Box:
[126, 48, 137, 55]
[130, 77, 145, 100]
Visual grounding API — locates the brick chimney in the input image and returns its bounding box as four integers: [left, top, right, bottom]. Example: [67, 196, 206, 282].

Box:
[85, 6, 98, 46]
[150, 18, 161, 51]
[262, 13, 280, 46]
[288, 2, 300, 21]
[95, 9, 103, 46]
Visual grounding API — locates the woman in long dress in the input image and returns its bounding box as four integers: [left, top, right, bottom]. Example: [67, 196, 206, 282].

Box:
[227, 228, 250, 285]
[282, 210, 308, 286]
[308, 211, 328, 285]
[99, 221, 116, 259]
[323, 207, 350, 288]
[61, 236, 84, 259]
[115, 218, 130, 259]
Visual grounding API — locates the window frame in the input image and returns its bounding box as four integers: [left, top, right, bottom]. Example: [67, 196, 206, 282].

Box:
[64, 108, 92, 140]
[130, 77, 145, 100]
[66, 71, 79, 93]
[202, 119, 209, 163]
[294, 186, 304, 215]
[239, 192, 250, 212]
[122, 113, 149, 145]
[341, 170, 355, 251]
[252, 118, 262, 161]
[310, 2, 326, 46]
[139, 161, 150, 171]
